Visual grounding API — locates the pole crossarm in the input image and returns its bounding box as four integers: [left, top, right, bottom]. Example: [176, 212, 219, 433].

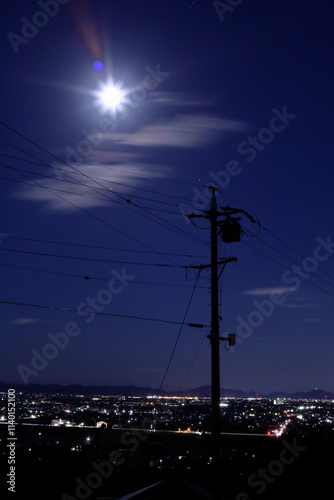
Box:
[182, 256, 237, 271]
[218, 205, 257, 223]
[186, 206, 256, 224]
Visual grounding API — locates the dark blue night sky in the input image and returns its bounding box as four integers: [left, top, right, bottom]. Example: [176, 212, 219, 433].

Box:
[0, 0, 333, 393]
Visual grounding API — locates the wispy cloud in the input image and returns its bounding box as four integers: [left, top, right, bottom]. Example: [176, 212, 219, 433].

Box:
[243, 287, 296, 296]
[111, 114, 248, 149]
[282, 303, 324, 309]
[13, 92, 249, 211]
[15, 160, 172, 211]
[10, 318, 41, 325]
[150, 91, 214, 107]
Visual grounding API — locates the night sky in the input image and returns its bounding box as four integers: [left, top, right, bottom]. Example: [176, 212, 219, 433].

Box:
[0, 0, 333, 394]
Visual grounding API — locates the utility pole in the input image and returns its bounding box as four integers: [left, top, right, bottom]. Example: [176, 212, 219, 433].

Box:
[187, 187, 256, 500]
[209, 188, 224, 500]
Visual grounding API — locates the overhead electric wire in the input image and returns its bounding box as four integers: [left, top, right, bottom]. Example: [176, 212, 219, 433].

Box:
[218, 187, 334, 276]
[0, 262, 208, 288]
[7, 143, 332, 295]
[254, 233, 334, 290]
[1, 232, 207, 259]
[8, 121, 332, 299]
[0, 168, 181, 216]
[1, 164, 209, 283]
[260, 224, 334, 283]
[1, 162, 180, 266]
[0, 126, 134, 206]
[0, 129, 209, 247]
[3, 129, 327, 271]
[242, 239, 334, 297]
[0, 133, 195, 207]
[0, 298, 209, 328]
[0, 161, 209, 248]
[0, 134, 203, 252]
[0, 140, 203, 189]
[0, 246, 181, 267]
[211, 187, 334, 292]
[177, 329, 208, 392]
[0, 148, 194, 204]
[157, 270, 202, 395]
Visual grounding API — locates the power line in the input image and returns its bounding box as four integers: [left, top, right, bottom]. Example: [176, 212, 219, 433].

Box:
[2, 161, 208, 248]
[242, 239, 334, 297]
[260, 224, 334, 283]
[0, 299, 208, 327]
[1, 164, 180, 266]
[0, 126, 132, 207]
[0, 151, 193, 205]
[157, 270, 202, 395]
[0, 170, 181, 217]
[254, 233, 334, 290]
[0, 140, 208, 248]
[0, 166, 183, 214]
[3, 233, 206, 258]
[217, 188, 334, 277]
[0, 127, 324, 278]
[0, 247, 181, 267]
[177, 330, 208, 392]
[0, 124, 209, 249]
[0, 139, 202, 189]
[0, 261, 208, 288]
[2, 160, 208, 274]
[0, 131, 196, 206]
[123, 199, 209, 247]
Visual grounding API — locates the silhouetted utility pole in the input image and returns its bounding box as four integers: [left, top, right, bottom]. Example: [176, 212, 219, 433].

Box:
[187, 187, 256, 500]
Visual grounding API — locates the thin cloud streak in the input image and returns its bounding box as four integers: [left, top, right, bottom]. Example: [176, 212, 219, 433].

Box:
[111, 114, 249, 149]
[10, 318, 41, 325]
[14, 161, 173, 211]
[243, 287, 296, 296]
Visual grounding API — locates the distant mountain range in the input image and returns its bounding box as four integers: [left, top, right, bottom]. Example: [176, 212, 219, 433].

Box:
[0, 382, 332, 399]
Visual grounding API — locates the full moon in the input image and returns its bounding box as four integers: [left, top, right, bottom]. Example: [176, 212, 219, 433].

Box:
[92, 80, 126, 113]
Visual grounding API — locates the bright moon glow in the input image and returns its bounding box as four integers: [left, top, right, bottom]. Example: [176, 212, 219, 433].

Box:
[93, 80, 126, 113]
[100, 86, 124, 109]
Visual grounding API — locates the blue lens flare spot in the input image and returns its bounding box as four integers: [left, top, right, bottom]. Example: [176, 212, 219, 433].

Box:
[93, 61, 103, 71]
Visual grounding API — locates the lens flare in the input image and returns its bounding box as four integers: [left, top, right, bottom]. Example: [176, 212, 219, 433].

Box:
[93, 61, 104, 71]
